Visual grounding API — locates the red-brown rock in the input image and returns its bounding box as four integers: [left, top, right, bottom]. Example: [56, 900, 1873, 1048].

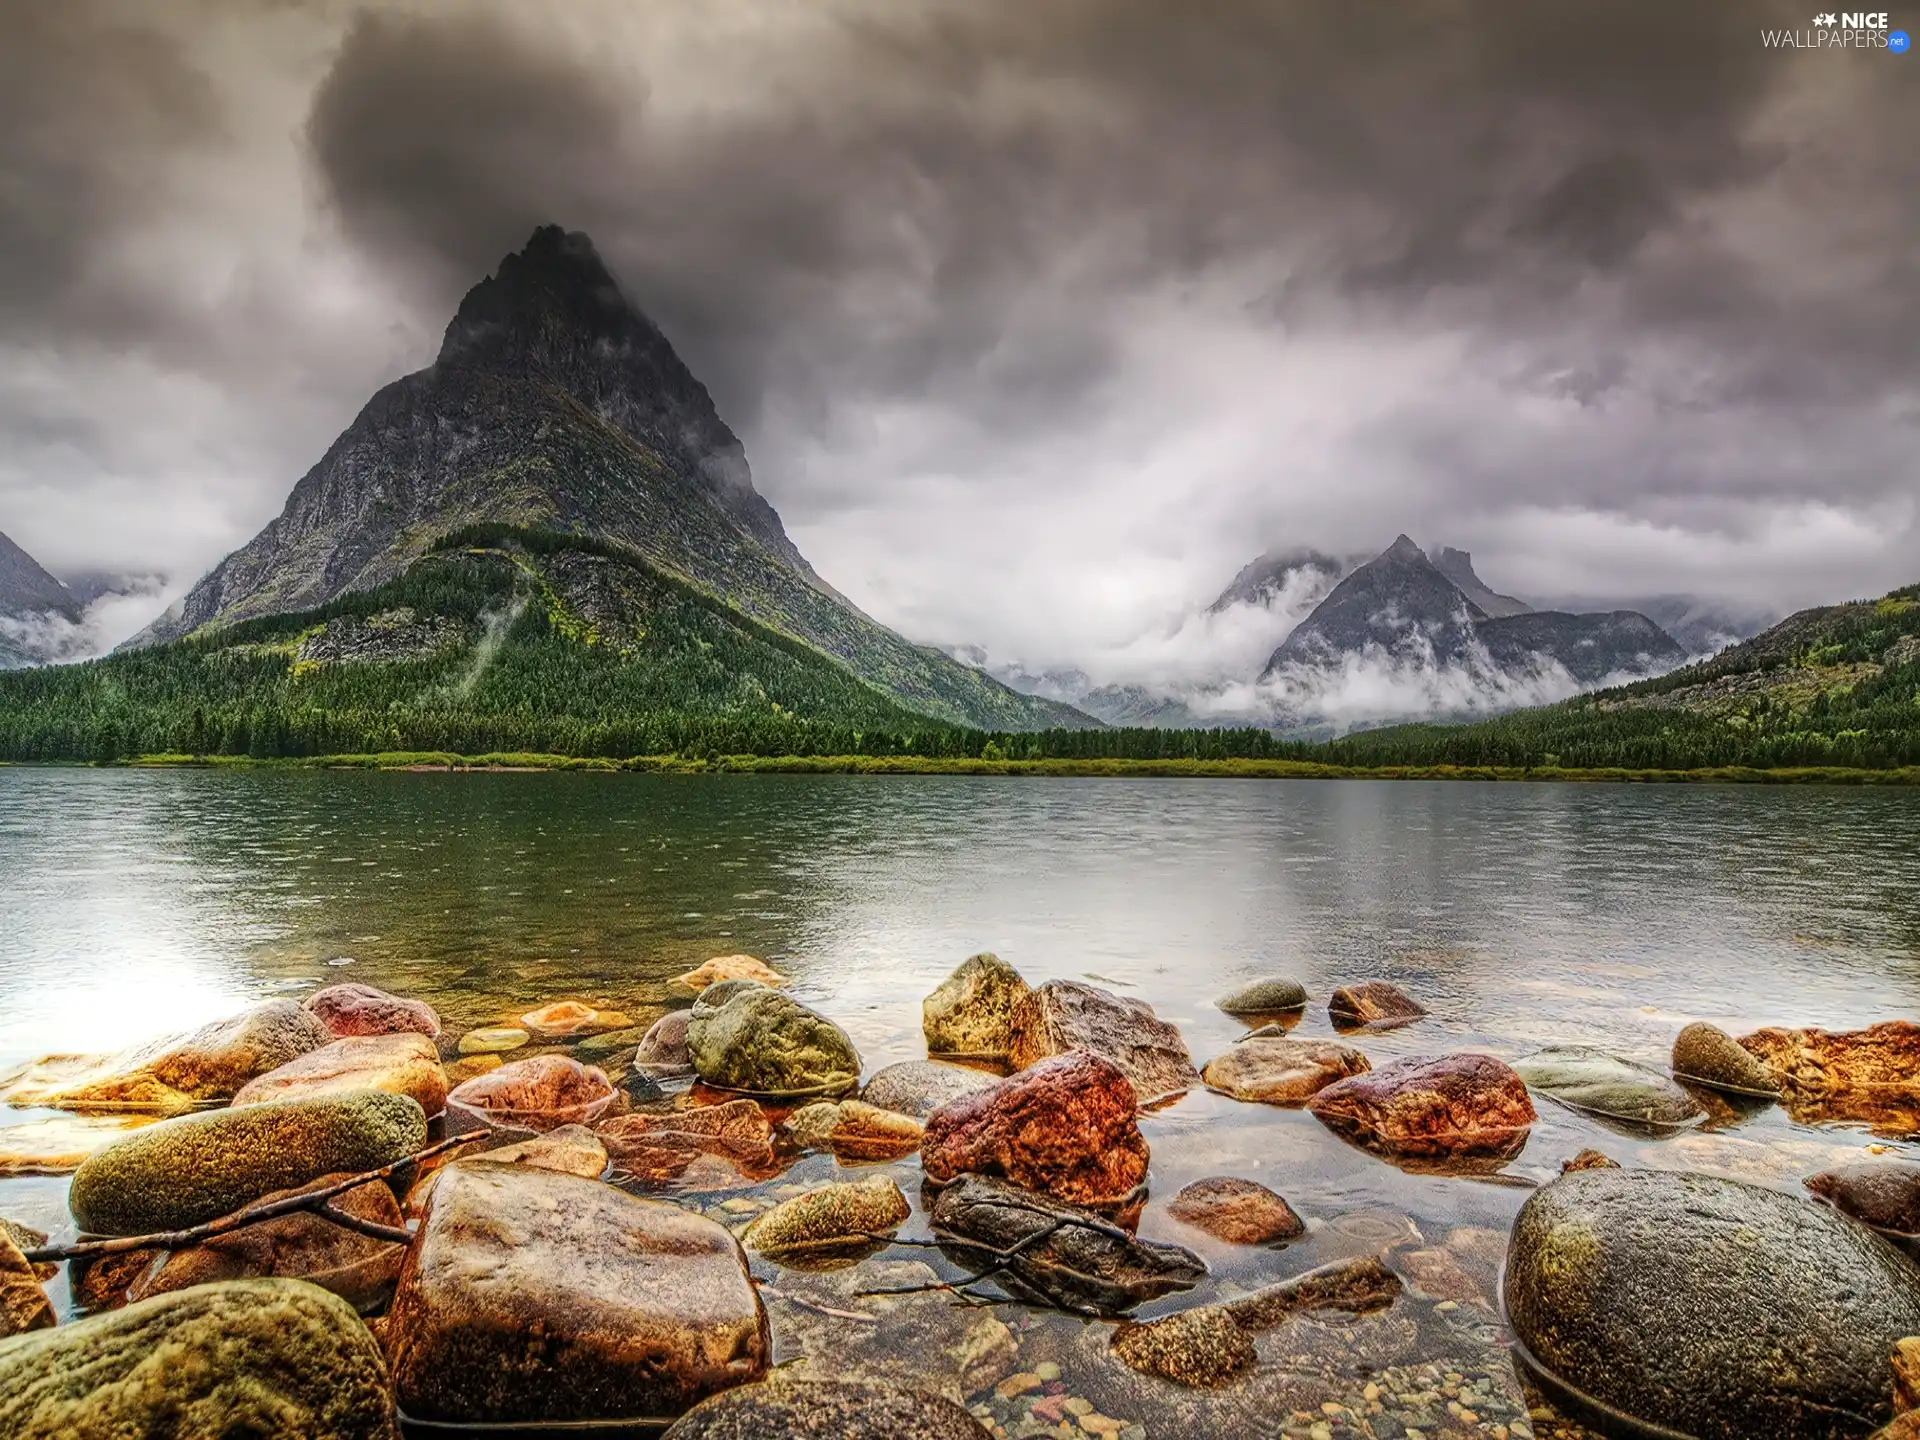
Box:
[1738, 1021, 1920, 1096]
[1327, 981, 1427, 1029]
[1308, 1053, 1535, 1159]
[305, 983, 440, 1040]
[1008, 981, 1199, 1105]
[921, 1051, 1149, 1211]
[446, 1054, 615, 1131]
[1166, 1177, 1304, 1245]
[598, 1100, 777, 1186]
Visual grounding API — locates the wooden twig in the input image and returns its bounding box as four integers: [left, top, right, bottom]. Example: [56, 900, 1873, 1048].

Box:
[853, 1216, 1081, 1300]
[314, 1201, 415, 1247]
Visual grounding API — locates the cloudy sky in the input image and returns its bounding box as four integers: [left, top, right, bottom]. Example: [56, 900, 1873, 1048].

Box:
[1, 0, 1915, 666]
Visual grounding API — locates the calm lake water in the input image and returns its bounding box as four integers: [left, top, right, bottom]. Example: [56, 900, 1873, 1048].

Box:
[3, 768, 1918, 1434]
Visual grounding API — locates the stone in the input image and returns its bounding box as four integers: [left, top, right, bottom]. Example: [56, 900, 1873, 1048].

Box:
[1561, 1147, 1620, 1173]
[634, 1010, 695, 1076]
[444, 1053, 502, 1084]
[68, 1250, 159, 1313]
[1513, 1045, 1705, 1129]
[923, 953, 1032, 1059]
[686, 988, 861, 1097]
[1671, 1020, 1781, 1097]
[0, 1113, 156, 1175]
[404, 1123, 608, 1215]
[931, 1175, 1205, 1317]
[598, 1100, 777, 1186]
[1395, 1246, 1489, 1304]
[662, 1379, 991, 1439]
[1110, 1305, 1256, 1387]
[1739, 1020, 1920, 1097]
[2, 999, 331, 1114]
[1308, 1053, 1536, 1160]
[1008, 980, 1200, 1105]
[1807, 1160, 1920, 1236]
[921, 1051, 1150, 1211]
[1327, 980, 1427, 1028]
[1897, 1336, 1920, 1411]
[1222, 1255, 1403, 1330]
[445, 1053, 615, 1130]
[783, 1099, 924, 1160]
[306, 981, 440, 1039]
[1202, 1037, 1370, 1105]
[1216, 977, 1309, 1016]
[1166, 1177, 1305, 1245]
[678, 955, 790, 991]
[745, 1175, 910, 1259]
[457, 1026, 528, 1055]
[0, 1278, 396, 1439]
[383, 1162, 769, 1424]
[693, 979, 768, 1014]
[232, 1031, 448, 1115]
[860, 1059, 1000, 1119]
[1507, 1168, 1920, 1440]
[0, 1222, 51, 1282]
[0, 1232, 53, 1338]
[519, 1000, 633, 1038]
[67, 1090, 428, 1236]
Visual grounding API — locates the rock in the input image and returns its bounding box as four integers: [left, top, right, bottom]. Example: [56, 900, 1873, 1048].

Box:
[1110, 1305, 1256, 1387]
[1896, 1336, 1920, 1411]
[445, 1053, 615, 1130]
[306, 982, 440, 1039]
[0, 1113, 157, 1175]
[634, 1010, 695, 1076]
[383, 1162, 769, 1424]
[1201, 1036, 1370, 1105]
[3, 1000, 331, 1114]
[233, 1032, 448, 1115]
[1327, 980, 1427, 1028]
[1395, 1246, 1490, 1304]
[1221, 1255, 1403, 1330]
[1008, 980, 1200, 1105]
[921, 1051, 1150, 1211]
[404, 1123, 608, 1215]
[68, 1090, 428, 1236]
[1739, 1020, 1920, 1096]
[444, 1053, 502, 1085]
[662, 1379, 991, 1439]
[860, 1059, 1000, 1119]
[1507, 1168, 1920, 1440]
[456, 1026, 528, 1055]
[1513, 1044, 1706, 1130]
[686, 988, 861, 1097]
[1561, 1147, 1621, 1173]
[1166, 1177, 1305, 1245]
[922, 953, 1031, 1059]
[0, 1278, 396, 1438]
[0, 1232, 53, 1337]
[783, 1099, 924, 1160]
[931, 1175, 1206, 1317]
[0, 1222, 51, 1282]
[692, 979, 768, 1014]
[519, 1000, 633, 1038]
[678, 955, 789, 991]
[1807, 1161, 1920, 1236]
[1308, 1053, 1536, 1160]
[598, 1100, 776, 1186]
[68, 1250, 159, 1313]
[745, 1175, 910, 1260]
[128, 1173, 406, 1313]
[1216, 978, 1309, 1016]
[1672, 1021, 1781, 1097]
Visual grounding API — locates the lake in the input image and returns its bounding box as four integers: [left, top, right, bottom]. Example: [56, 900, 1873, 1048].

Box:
[3, 768, 1918, 1436]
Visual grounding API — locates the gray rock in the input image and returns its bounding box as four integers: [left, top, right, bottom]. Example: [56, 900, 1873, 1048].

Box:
[860, 1060, 1000, 1119]
[687, 988, 861, 1097]
[1506, 1168, 1920, 1440]
[1008, 979, 1200, 1105]
[1513, 1044, 1704, 1129]
[1111, 1305, 1257, 1387]
[922, 954, 1031, 1059]
[1806, 1160, 1920, 1237]
[1672, 1021, 1782, 1098]
[1216, 978, 1308, 1016]
[663, 1379, 991, 1439]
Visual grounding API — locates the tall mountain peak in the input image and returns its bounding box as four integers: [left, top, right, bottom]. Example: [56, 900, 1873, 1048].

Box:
[1381, 534, 1425, 563]
[437, 226, 650, 366]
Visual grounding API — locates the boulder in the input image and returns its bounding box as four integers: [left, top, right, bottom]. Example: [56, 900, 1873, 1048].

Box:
[1201, 1036, 1369, 1105]
[233, 1032, 448, 1115]
[783, 1099, 924, 1160]
[1308, 1053, 1535, 1160]
[0, 1278, 397, 1439]
[598, 1100, 776, 1186]
[692, 979, 768, 1015]
[68, 1090, 427, 1236]
[923, 953, 1032, 1059]
[305, 982, 440, 1040]
[634, 1010, 695, 1077]
[403, 1124, 608, 1216]
[921, 1051, 1150, 1211]
[861, 1059, 999, 1119]
[1739, 1021, 1920, 1096]
[456, 1026, 528, 1055]
[662, 1380, 991, 1440]
[745, 1175, 910, 1260]
[519, 1000, 633, 1039]
[1110, 1305, 1257, 1387]
[1216, 978, 1309, 1016]
[1672, 1021, 1781, 1097]
[1513, 1045, 1704, 1129]
[1222, 1255, 1403, 1330]
[383, 1162, 769, 1424]
[1506, 1168, 1920, 1440]
[1807, 1161, 1920, 1237]
[686, 989, 861, 1097]
[1327, 980, 1427, 1028]
[1166, 1177, 1305, 1246]
[445, 1053, 615, 1131]
[1008, 980, 1200, 1105]
[0, 1232, 53, 1338]
[678, 955, 789, 991]
[0, 1222, 51, 1281]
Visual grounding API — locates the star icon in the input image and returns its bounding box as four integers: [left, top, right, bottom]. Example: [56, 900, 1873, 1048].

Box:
[1813, 11, 1837, 23]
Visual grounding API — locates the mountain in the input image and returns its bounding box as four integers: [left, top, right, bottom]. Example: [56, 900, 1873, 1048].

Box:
[1531, 593, 1776, 658]
[1427, 546, 1531, 619]
[1208, 548, 1347, 613]
[132, 226, 1091, 733]
[1264, 535, 1486, 672]
[0, 531, 83, 669]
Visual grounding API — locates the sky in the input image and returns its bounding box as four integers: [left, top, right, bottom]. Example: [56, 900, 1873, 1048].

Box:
[0, 0, 1915, 669]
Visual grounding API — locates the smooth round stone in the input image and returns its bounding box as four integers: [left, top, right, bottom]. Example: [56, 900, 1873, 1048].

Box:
[445, 1054, 615, 1131]
[677, 955, 789, 991]
[1308, 1053, 1536, 1160]
[1216, 978, 1308, 1016]
[633, 1011, 695, 1076]
[1326, 980, 1426, 1028]
[1805, 1160, 1920, 1236]
[745, 1175, 910, 1260]
[1672, 1021, 1781, 1097]
[305, 981, 440, 1040]
[859, 1060, 999, 1120]
[663, 1379, 991, 1439]
[1166, 1177, 1305, 1246]
[1202, 1037, 1369, 1105]
[782, 1100, 923, 1161]
[458, 1026, 529, 1056]
[519, 1001, 633, 1039]
[232, 1032, 448, 1116]
[1513, 1045, 1705, 1128]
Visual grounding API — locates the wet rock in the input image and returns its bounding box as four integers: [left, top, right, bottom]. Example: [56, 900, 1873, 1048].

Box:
[456, 1026, 528, 1055]
[383, 1162, 769, 1424]
[686, 988, 861, 1097]
[1166, 1177, 1305, 1246]
[68, 1250, 158, 1313]
[519, 1000, 632, 1039]
[233, 1031, 448, 1115]
[677, 955, 789, 991]
[445, 1053, 615, 1130]
[1514, 1044, 1705, 1129]
[68, 1089, 426, 1236]
[443, 1053, 502, 1085]
[1672, 1021, 1781, 1097]
[783, 1099, 924, 1160]
[1008, 980, 1200, 1105]
[1897, 1337, 1920, 1411]
[1110, 1305, 1256, 1387]
[0, 1278, 396, 1438]
[0, 1231, 53, 1337]
[923, 953, 1032, 1059]
[692, 979, 768, 1015]
[1395, 1246, 1489, 1304]
[1308, 1053, 1536, 1160]
[932, 1174, 1206, 1317]
[0, 1113, 156, 1175]
[0, 1222, 51, 1282]
[634, 1010, 695, 1077]
[306, 982, 440, 1040]
[860, 1059, 999, 1119]
[744, 1175, 910, 1260]
[1807, 1160, 1920, 1236]
[1507, 1167, 1920, 1440]
[1327, 980, 1427, 1029]
[1222, 1255, 1403, 1330]
[1216, 978, 1309, 1016]
[1202, 1036, 1369, 1105]
[404, 1123, 608, 1215]
[1561, 1147, 1621, 1173]
[598, 1099, 776, 1186]
[921, 1051, 1150, 1211]
[662, 1379, 991, 1440]
[1739, 1020, 1920, 1097]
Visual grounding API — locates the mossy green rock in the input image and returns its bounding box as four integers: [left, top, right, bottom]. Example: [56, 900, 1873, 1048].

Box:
[922, 953, 1031, 1059]
[69, 1090, 427, 1236]
[1216, 978, 1309, 1016]
[1672, 1021, 1781, 1097]
[687, 989, 860, 1096]
[1513, 1044, 1704, 1128]
[0, 1277, 397, 1438]
[746, 1175, 910, 1259]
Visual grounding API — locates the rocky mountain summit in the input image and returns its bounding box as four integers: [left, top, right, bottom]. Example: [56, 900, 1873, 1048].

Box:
[0, 531, 82, 670]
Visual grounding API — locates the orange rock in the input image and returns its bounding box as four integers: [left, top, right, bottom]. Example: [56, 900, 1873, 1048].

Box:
[598, 1100, 777, 1186]
[677, 955, 789, 991]
[447, 1054, 615, 1131]
[233, 1033, 448, 1116]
